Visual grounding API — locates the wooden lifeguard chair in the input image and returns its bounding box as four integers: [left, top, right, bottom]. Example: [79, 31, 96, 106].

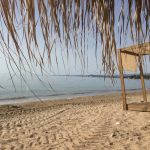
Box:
[118, 42, 150, 111]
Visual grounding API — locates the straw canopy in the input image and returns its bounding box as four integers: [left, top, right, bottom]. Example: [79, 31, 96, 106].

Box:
[0, 0, 150, 75]
[118, 42, 150, 72]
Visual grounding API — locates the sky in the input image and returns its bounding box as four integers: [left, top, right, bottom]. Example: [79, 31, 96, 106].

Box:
[0, 0, 150, 77]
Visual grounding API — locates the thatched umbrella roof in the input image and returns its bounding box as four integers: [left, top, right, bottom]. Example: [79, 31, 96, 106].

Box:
[0, 0, 149, 76]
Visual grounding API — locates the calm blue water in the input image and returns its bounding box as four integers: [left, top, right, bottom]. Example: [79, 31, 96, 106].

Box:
[0, 74, 150, 104]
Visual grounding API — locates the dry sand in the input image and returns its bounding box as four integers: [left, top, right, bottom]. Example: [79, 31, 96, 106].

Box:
[0, 92, 150, 150]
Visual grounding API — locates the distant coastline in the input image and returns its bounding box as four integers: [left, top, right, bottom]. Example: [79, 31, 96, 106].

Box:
[50, 74, 150, 79]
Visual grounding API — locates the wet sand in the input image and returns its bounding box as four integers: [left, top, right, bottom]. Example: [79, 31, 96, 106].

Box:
[0, 91, 150, 150]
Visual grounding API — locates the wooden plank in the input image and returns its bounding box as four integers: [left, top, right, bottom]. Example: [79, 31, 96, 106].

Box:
[127, 102, 150, 112]
[139, 56, 147, 102]
[118, 51, 127, 110]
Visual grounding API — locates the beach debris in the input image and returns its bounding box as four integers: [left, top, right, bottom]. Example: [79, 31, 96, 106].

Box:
[115, 122, 120, 125]
[110, 133, 116, 138]
[16, 124, 21, 127]
[110, 130, 118, 138]
[29, 133, 37, 138]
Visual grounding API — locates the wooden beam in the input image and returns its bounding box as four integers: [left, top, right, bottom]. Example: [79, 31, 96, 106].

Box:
[139, 56, 147, 102]
[121, 50, 148, 56]
[118, 51, 127, 110]
[121, 50, 140, 56]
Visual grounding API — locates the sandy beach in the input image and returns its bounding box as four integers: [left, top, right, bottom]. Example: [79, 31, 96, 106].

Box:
[0, 91, 150, 150]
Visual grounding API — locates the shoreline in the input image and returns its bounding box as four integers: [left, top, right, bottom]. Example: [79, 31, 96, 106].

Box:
[0, 89, 149, 109]
[0, 88, 148, 106]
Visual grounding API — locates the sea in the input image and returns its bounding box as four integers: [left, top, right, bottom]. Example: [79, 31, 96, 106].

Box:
[0, 74, 150, 105]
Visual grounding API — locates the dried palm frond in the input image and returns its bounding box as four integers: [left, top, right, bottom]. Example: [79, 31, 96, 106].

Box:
[0, 0, 149, 76]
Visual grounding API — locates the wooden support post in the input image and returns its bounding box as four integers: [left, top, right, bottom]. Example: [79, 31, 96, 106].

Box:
[139, 56, 147, 102]
[118, 51, 127, 110]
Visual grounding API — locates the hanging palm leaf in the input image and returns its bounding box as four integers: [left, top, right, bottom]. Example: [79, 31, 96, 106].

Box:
[0, 0, 149, 76]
